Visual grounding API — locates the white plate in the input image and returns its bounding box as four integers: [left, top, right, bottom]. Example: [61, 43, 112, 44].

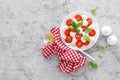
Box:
[60, 11, 100, 51]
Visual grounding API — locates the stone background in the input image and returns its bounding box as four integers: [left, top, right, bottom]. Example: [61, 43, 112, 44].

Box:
[0, 0, 120, 80]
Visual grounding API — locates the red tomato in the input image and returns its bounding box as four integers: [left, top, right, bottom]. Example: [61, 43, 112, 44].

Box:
[75, 14, 82, 21]
[71, 29, 76, 32]
[65, 36, 73, 43]
[89, 29, 96, 36]
[83, 41, 90, 46]
[81, 26, 87, 31]
[64, 29, 70, 36]
[75, 33, 82, 40]
[76, 41, 83, 48]
[87, 18, 92, 26]
[66, 19, 72, 26]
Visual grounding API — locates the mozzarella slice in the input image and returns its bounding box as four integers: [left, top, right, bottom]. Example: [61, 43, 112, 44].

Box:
[72, 18, 78, 23]
[78, 27, 83, 34]
[83, 19, 88, 26]
[82, 32, 89, 36]
[70, 32, 76, 38]
[81, 37, 86, 42]
[71, 38, 77, 46]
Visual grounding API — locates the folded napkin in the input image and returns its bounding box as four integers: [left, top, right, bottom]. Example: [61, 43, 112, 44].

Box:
[42, 27, 86, 73]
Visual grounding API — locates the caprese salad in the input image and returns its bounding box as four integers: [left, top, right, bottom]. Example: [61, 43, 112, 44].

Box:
[64, 14, 96, 48]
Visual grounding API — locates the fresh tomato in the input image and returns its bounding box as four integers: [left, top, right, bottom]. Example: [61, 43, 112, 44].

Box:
[87, 18, 92, 26]
[83, 41, 90, 46]
[64, 29, 70, 36]
[81, 26, 87, 31]
[65, 36, 73, 43]
[71, 29, 76, 32]
[66, 19, 72, 26]
[89, 29, 96, 36]
[75, 33, 82, 40]
[75, 14, 82, 21]
[76, 40, 83, 48]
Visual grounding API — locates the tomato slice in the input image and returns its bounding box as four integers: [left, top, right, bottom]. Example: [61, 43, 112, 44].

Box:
[64, 29, 70, 36]
[71, 29, 76, 32]
[66, 19, 72, 26]
[75, 14, 82, 21]
[75, 33, 82, 40]
[89, 29, 96, 36]
[83, 41, 90, 46]
[87, 18, 92, 26]
[81, 26, 87, 31]
[76, 40, 83, 48]
[65, 36, 73, 43]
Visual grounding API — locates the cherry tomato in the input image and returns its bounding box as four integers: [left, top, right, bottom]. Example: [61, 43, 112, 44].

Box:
[87, 18, 92, 26]
[75, 33, 82, 40]
[66, 19, 72, 26]
[65, 36, 73, 43]
[83, 41, 90, 46]
[64, 29, 70, 36]
[76, 41, 83, 48]
[89, 29, 96, 36]
[75, 14, 82, 21]
[81, 26, 87, 31]
[71, 29, 76, 32]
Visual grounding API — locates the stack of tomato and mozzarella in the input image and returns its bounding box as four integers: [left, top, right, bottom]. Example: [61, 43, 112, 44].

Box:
[64, 14, 96, 48]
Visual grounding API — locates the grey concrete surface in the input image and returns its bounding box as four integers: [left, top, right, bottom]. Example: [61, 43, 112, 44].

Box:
[0, 0, 120, 80]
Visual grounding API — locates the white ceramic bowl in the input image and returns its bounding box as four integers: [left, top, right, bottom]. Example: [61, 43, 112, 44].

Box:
[60, 11, 100, 51]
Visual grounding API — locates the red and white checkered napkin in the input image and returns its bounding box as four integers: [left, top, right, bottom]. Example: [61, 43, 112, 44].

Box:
[42, 27, 86, 73]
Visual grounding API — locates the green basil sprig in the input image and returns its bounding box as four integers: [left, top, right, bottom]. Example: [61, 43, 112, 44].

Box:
[88, 61, 98, 69]
[68, 20, 83, 33]
[98, 45, 105, 52]
[72, 20, 78, 28]
[85, 28, 92, 33]
[77, 20, 83, 27]
[83, 35, 90, 42]
[91, 8, 96, 14]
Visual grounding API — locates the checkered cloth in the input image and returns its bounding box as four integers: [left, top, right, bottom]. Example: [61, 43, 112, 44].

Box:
[42, 27, 86, 73]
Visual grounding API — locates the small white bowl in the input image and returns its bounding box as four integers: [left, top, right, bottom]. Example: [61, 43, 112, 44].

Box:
[60, 11, 100, 51]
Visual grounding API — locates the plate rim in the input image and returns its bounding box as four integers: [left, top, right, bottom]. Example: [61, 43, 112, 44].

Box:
[60, 11, 100, 51]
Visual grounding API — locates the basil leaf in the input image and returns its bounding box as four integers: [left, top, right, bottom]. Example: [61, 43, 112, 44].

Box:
[88, 61, 93, 68]
[83, 35, 90, 42]
[77, 20, 83, 27]
[76, 28, 80, 33]
[92, 63, 98, 69]
[68, 26, 74, 30]
[72, 20, 77, 28]
[88, 61, 98, 69]
[98, 45, 105, 52]
[85, 28, 92, 33]
[91, 8, 96, 14]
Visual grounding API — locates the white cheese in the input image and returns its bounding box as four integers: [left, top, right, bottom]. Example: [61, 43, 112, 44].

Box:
[107, 35, 118, 45]
[83, 19, 88, 26]
[72, 18, 78, 23]
[70, 32, 76, 38]
[101, 26, 112, 36]
[71, 38, 77, 46]
[82, 32, 89, 36]
[78, 27, 83, 34]
[81, 37, 86, 42]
